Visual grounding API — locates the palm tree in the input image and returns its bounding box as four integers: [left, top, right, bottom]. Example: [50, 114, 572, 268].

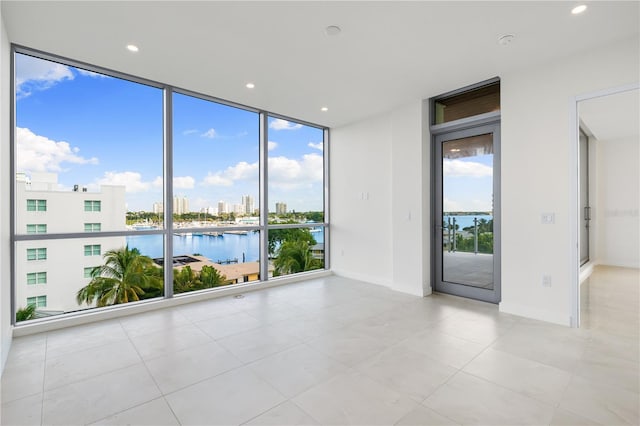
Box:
[77, 246, 162, 307]
[173, 265, 201, 294]
[273, 240, 322, 276]
[16, 304, 36, 322]
[199, 265, 227, 288]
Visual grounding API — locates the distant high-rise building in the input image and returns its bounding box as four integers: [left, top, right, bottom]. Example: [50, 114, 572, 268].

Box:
[275, 202, 287, 215]
[241, 195, 255, 215]
[218, 201, 229, 214]
[173, 196, 189, 215]
[152, 202, 163, 214]
[232, 204, 244, 215]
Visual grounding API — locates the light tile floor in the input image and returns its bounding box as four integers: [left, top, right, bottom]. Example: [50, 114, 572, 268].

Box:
[1, 266, 638, 425]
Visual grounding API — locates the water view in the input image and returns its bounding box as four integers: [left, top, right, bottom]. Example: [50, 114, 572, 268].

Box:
[127, 228, 325, 263]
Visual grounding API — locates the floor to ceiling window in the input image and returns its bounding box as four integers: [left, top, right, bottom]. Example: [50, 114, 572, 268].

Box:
[267, 116, 326, 278]
[11, 47, 328, 324]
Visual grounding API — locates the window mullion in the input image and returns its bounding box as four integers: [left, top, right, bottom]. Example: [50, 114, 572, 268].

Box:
[259, 112, 269, 282]
[164, 87, 174, 298]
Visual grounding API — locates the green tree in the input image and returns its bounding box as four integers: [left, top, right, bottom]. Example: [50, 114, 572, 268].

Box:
[76, 246, 162, 307]
[273, 240, 322, 276]
[268, 227, 316, 256]
[199, 265, 227, 288]
[455, 233, 493, 254]
[16, 304, 36, 322]
[305, 211, 324, 222]
[173, 265, 201, 294]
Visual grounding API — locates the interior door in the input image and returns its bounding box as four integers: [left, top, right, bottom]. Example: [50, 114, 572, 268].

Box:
[434, 123, 500, 303]
[579, 129, 590, 265]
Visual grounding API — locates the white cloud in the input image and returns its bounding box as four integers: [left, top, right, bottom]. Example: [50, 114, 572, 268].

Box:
[174, 176, 195, 189]
[16, 127, 99, 173]
[201, 128, 218, 139]
[268, 153, 323, 189]
[203, 174, 233, 187]
[268, 141, 278, 151]
[308, 142, 323, 151]
[96, 171, 157, 193]
[182, 129, 199, 136]
[269, 119, 302, 131]
[76, 69, 110, 78]
[443, 159, 492, 178]
[200, 153, 323, 190]
[16, 54, 75, 98]
[202, 161, 259, 187]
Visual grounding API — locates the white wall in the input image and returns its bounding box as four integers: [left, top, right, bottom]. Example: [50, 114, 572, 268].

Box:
[330, 113, 394, 287]
[331, 100, 429, 297]
[500, 37, 639, 325]
[595, 136, 639, 268]
[1, 6, 12, 373]
[390, 101, 430, 296]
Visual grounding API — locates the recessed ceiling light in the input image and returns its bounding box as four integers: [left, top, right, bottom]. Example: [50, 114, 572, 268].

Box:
[321, 107, 329, 112]
[498, 34, 515, 46]
[126, 44, 139, 52]
[571, 5, 587, 14]
[325, 25, 341, 36]
[246, 83, 255, 89]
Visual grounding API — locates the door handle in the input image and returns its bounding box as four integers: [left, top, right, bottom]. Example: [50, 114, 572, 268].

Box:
[584, 206, 591, 221]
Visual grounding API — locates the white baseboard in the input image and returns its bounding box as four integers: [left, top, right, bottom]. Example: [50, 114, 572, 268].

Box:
[499, 301, 571, 326]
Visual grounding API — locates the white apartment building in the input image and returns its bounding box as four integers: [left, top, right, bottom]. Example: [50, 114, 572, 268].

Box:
[241, 195, 255, 215]
[15, 173, 126, 313]
[275, 202, 287, 215]
[173, 196, 189, 215]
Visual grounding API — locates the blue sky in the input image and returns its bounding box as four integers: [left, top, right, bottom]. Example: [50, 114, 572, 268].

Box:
[15, 53, 325, 213]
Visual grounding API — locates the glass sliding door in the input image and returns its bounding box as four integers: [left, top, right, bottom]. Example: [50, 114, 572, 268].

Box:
[434, 123, 500, 303]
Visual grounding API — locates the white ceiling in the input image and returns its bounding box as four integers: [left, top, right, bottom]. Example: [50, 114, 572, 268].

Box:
[2, 1, 639, 128]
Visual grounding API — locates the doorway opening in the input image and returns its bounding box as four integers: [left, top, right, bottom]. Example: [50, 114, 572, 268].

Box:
[430, 79, 501, 303]
[572, 84, 640, 326]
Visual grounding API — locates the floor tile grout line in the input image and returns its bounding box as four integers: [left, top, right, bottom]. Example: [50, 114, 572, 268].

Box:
[84, 395, 180, 426]
[154, 356, 246, 398]
[246, 341, 353, 400]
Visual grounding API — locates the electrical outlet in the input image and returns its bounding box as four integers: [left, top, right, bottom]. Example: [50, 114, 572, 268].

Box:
[541, 213, 555, 224]
[542, 275, 552, 287]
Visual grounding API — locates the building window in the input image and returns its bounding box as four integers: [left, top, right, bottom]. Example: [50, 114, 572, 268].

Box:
[26, 248, 47, 261]
[27, 272, 47, 285]
[84, 223, 101, 232]
[84, 200, 101, 212]
[84, 267, 97, 279]
[26, 295, 47, 308]
[83, 244, 101, 256]
[26, 224, 47, 234]
[27, 199, 47, 212]
[434, 81, 500, 125]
